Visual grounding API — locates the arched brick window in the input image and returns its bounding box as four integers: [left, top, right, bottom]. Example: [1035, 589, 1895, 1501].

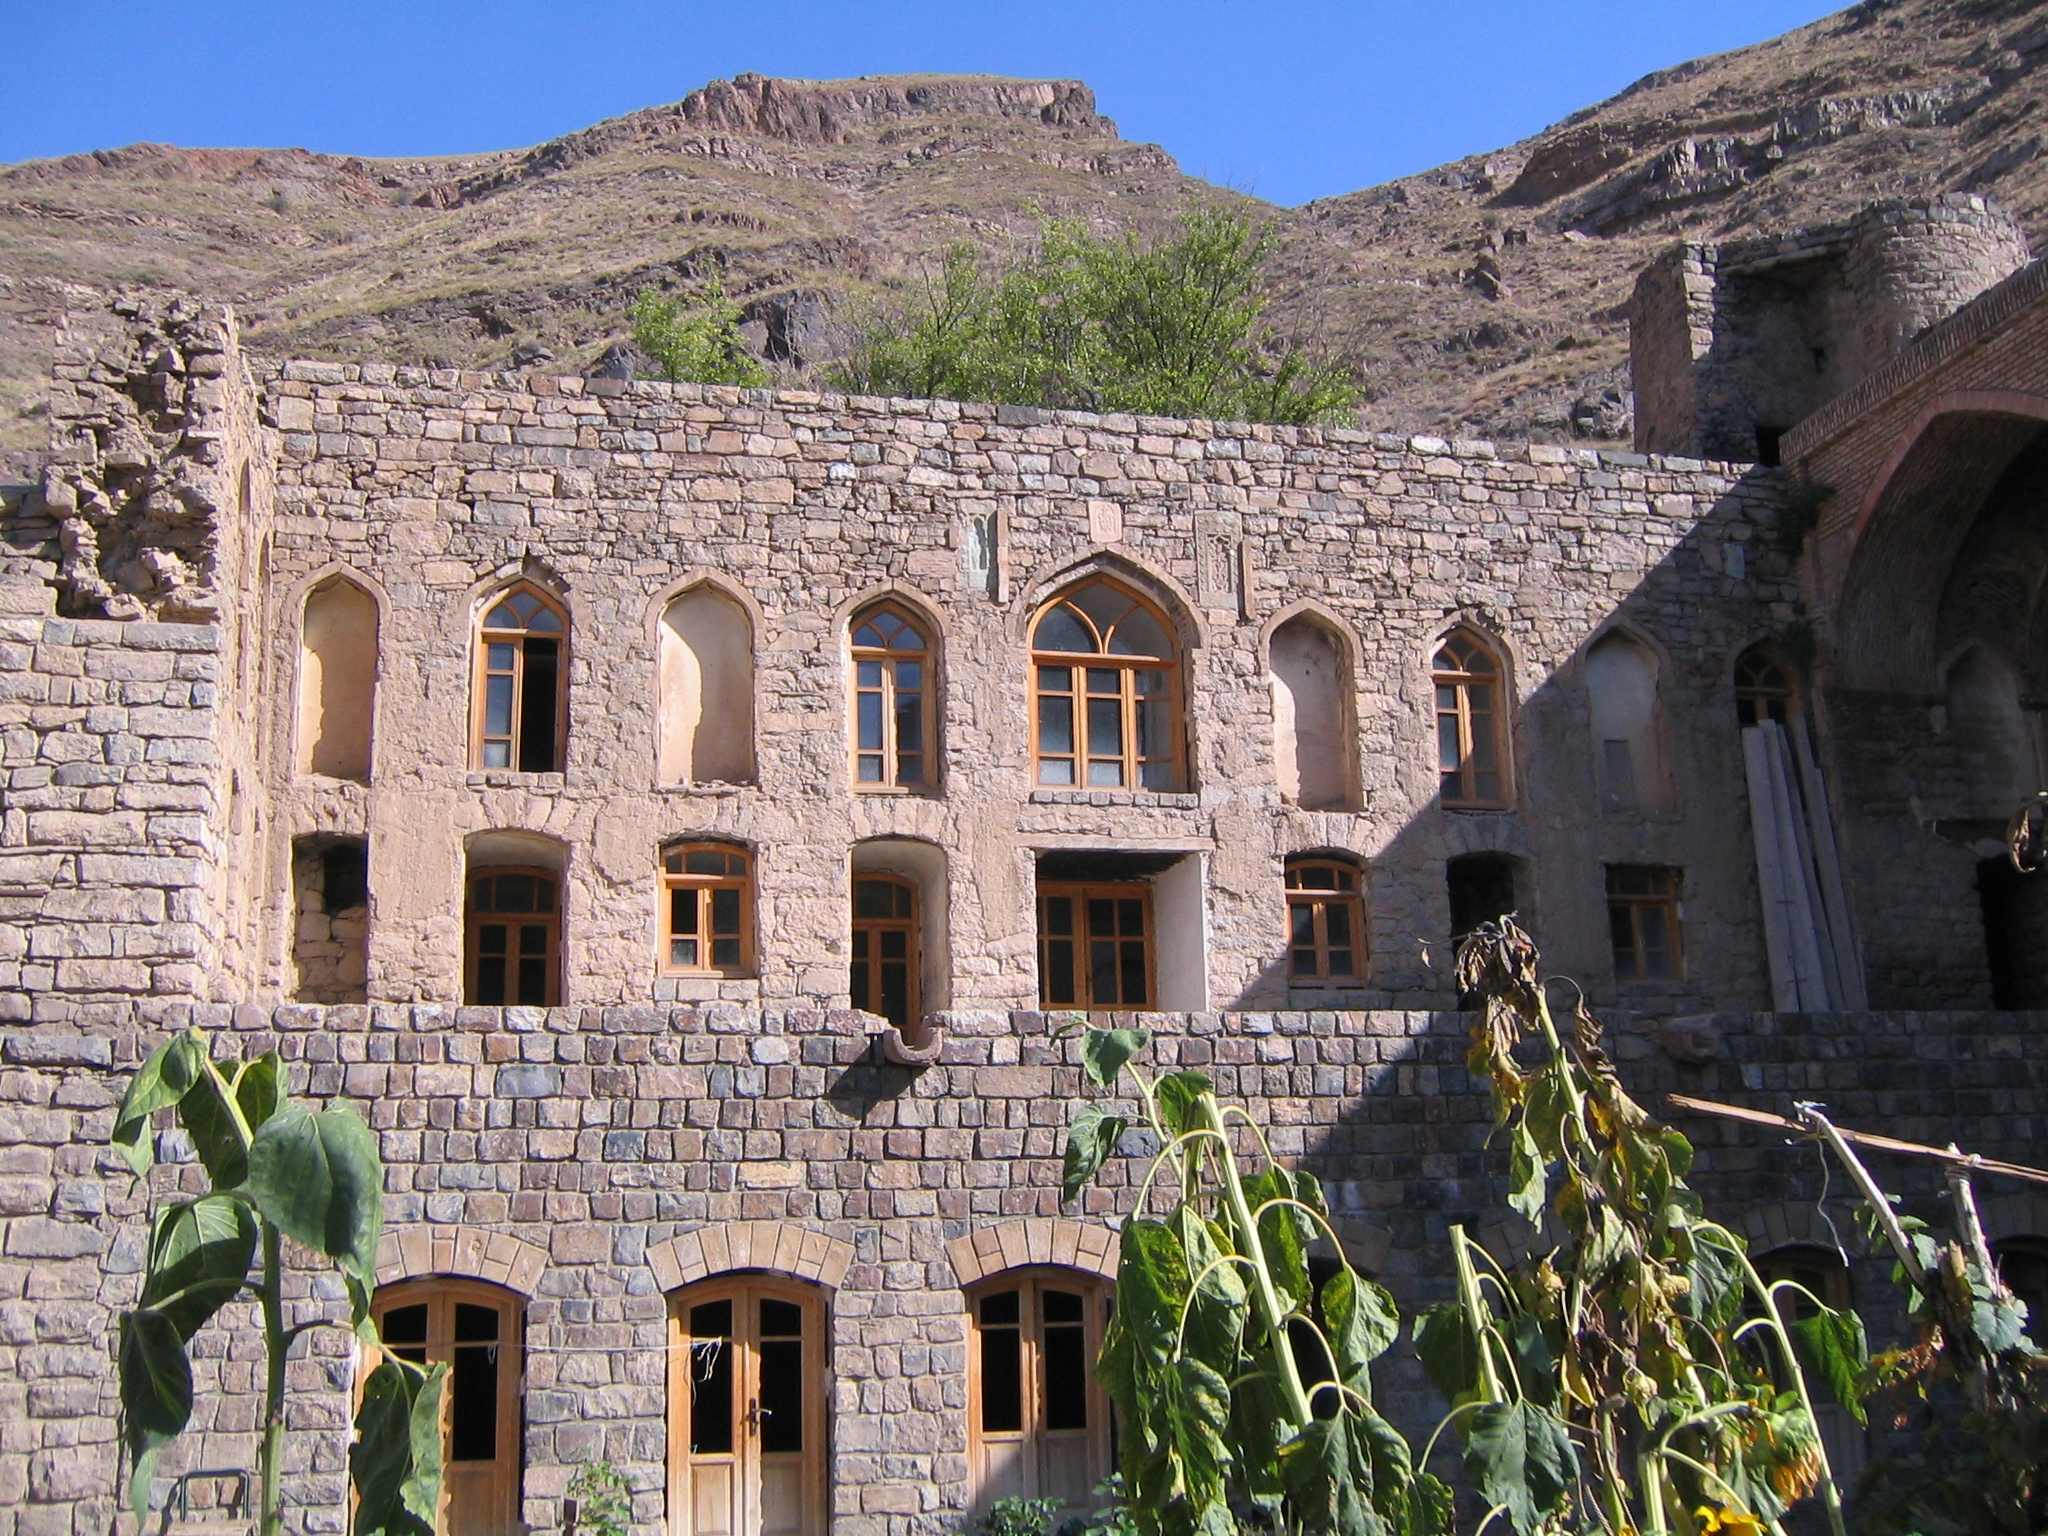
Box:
[967, 1268, 1111, 1515]
[472, 583, 567, 771]
[849, 602, 934, 790]
[1031, 578, 1183, 791]
[662, 841, 754, 978]
[1433, 628, 1508, 807]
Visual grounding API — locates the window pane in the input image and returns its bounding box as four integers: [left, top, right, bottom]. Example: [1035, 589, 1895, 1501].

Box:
[980, 1319, 1023, 1433]
[853, 881, 896, 920]
[1038, 695, 1074, 757]
[1326, 905, 1353, 949]
[450, 1339, 498, 1461]
[484, 675, 515, 739]
[895, 695, 922, 782]
[479, 923, 508, 954]
[1034, 605, 1094, 654]
[1043, 1314, 1089, 1431]
[1291, 904, 1317, 945]
[476, 956, 506, 1004]
[481, 740, 511, 768]
[672, 890, 698, 935]
[1609, 905, 1638, 976]
[1086, 668, 1119, 696]
[1121, 940, 1148, 1005]
[1087, 899, 1116, 938]
[856, 659, 882, 686]
[857, 691, 884, 753]
[1043, 940, 1075, 1005]
[1437, 715, 1462, 772]
[1090, 940, 1120, 1004]
[853, 624, 884, 649]
[1044, 897, 1074, 937]
[685, 850, 728, 875]
[517, 955, 548, 1006]
[711, 887, 741, 935]
[1117, 900, 1143, 935]
[518, 638, 559, 773]
[1640, 906, 1672, 976]
[880, 957, 909, 1027]
[711, 937, 741, 968]
[895, 660, 921, 691]
[1110, 606, 1170, 659]
[518, 924, 547, 955]
[381, 1304, 427, 1346]
[1086, 697, 1123, 761]
[671, 938, 699, 968]
[688, 1303, 733, 1455]
[759, 1323, 804, 1455]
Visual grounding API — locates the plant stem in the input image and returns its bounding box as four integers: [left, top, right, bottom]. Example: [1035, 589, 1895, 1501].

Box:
[1727, 1242, 1848, 1536]
[1193, 1092, 1313, 1425]
[1448, 1226, 1504, 1401]
[259, 1219, 286, 1536]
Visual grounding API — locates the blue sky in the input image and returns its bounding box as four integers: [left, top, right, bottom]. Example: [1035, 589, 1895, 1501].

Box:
[7, 1, 1841, 206]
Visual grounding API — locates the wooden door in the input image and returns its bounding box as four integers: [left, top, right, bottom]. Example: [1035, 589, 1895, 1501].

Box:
[968, 1271, 1109, 1516]
[370, 1280, 524, 1536]
[668, 1279, 825, 1536]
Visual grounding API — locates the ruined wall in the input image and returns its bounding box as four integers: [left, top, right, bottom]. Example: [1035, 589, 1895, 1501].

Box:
[1, 1002, 2039, 1536]
[241, 362, 1792, 1019]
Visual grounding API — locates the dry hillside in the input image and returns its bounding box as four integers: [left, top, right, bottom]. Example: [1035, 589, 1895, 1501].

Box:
[7, 0, 2048, 455]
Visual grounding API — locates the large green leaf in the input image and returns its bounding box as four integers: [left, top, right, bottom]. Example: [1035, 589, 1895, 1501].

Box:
[1061, 1104, 1129, 1204]
[1681, 1230, 1745, 1328]
[1164, 1355, 1232, 1512]
[1117, 1219, 1191, 1365]
[1153, 1071, 1213, 1136]
[245, 1103, 384, 1288]
[232, 1053, 283, 1135]
[1246, 1167, 1310, 1314]
[1172, 1206, 1248, 1376]
[177, 1061, 253, 1190]
[111, 1032, 207, 1177]
[1411, 1304, 1482, 1405]
[139, 1195, 257, 1341]
[119, 1308, 193, 1519]
[1080, 1026, 1151, 1089]
[1323, 1267, 1400, 1385]
[1789, 1304, 1869, 1425]
[1507, 1122, 1546, 1225]
[351, 1357, 446, 1536]
[1462, 1400, 1576, 1536]
[1279, 1413, 1385, 1536]
[1402, 1472, 1455, 1536]
[1227, 1361, 1287, 1506]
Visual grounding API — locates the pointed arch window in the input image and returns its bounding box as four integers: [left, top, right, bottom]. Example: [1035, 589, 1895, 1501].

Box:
[473, 585, 567, 771]
[1031, 578, 1182, 791]
[1735, 647, 1796, 728]
[850, 603, 933, 790]
[1433, 629, 1507, 807]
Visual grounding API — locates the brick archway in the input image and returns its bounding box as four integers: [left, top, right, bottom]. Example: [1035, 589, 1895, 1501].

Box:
[945, 1218, 1117, 1286]
[374, 1224, 548, 1295]
[645, 1220, 856, 1291]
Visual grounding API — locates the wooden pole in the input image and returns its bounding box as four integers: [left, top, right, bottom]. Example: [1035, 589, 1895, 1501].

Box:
[1664, 1092, 2048, 1187]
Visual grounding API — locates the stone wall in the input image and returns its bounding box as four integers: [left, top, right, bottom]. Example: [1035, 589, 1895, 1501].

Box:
[2, 1003, 2041, 1536]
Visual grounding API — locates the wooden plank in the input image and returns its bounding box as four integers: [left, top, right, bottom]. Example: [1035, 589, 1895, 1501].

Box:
[1666, 1092, 2048, 1186]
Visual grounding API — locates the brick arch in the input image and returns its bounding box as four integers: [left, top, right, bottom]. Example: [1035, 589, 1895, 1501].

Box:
[646, 1221, 855, 1292]
[1735, 1201, 1863, 1258]
[375, 1225, 548, 1295]
[945, 1218, 1117, 1286]
[1981, 1191, 2048, 1244]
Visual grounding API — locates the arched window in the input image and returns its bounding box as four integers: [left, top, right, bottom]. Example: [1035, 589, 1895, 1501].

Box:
[968, 1269, 1111, 1514]
[1585, 632, 1670, 815]
[1030, 578, 1182, 791]
[1269, 614, 1356, 810]
[473, 584, 567, 772]
[1735, 646, 1796, 727]
[369, 1279, 524, 1536]
[465, 867, 561, 1006]
[668, 1276, 827, 1536]
[1285, 856, 1365, 986]
[851, 875, 918, 1027]
[662, 842, 753, 977]
[849, 602, 933, 790]
[659, 584, 756, 786]
[1433, 629, 1507, 807]
[299, 575, 377, 781]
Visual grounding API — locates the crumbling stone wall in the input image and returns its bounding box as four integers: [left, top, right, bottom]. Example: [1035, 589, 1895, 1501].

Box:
[0, 1002, 2038, 1536]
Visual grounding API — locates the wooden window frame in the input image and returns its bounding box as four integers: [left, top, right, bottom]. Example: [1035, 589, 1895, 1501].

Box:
[471, 583, 569, 772]
[661, 843, 754, 978]
[666, 1275, 827, 1536]
[848, 602, 936, 793]
[366, 1278, 524, 1536]
[1735, 648, 1796, 728]
[1029, 579, 1184, 793]
[966, 1268, 1112, 1514]
[850, 874, 919, 1028]
[1433, 629, 1509, 808]
[1284, 857, 1367, 987]
[1605, 864, 1683, 981]
[1035, 882, 1155, 1011]
[464, 866, 562, 1006]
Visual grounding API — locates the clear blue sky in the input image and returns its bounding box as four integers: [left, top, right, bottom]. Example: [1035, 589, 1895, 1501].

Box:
[7, 1, 1842, 207]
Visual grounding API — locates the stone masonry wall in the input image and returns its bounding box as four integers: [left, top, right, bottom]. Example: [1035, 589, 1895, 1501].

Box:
[1, 1004, 2041, 1536]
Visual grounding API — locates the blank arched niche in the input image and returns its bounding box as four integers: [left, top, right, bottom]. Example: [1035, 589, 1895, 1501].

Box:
[1584, 632, 1672, 816]
[298, 576, 378, 781]
[658, 584, 756, 786]
[1268, 613, 1358, 811]
[1946, 646, 2034, 818]
[851, 837, 951, 1021]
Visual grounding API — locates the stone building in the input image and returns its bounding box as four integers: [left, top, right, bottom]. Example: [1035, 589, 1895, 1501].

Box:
[2, 200, 2048, 1536]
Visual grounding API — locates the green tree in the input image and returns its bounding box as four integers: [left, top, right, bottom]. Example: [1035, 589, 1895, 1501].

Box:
[111, 1027, 444, 1536]
[630, 278, 770, 388]
[838, 207, 1360, 427]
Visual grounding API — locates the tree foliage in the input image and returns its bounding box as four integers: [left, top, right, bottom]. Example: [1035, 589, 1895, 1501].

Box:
[630, 279, 770, 388]
[837, 207, 1361, 427]
[1059, 1023, 1436, 1536]
[111, 1027, 444, 1536]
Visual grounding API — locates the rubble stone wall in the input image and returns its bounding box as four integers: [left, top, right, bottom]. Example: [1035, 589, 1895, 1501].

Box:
[1, 1002, 2039, 1536]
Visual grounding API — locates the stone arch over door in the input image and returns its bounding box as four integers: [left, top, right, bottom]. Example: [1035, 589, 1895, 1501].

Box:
[374, 1224, 549, 1294]
[646, 1221, 856, 1291]
[945, 1219, 1118, 1286]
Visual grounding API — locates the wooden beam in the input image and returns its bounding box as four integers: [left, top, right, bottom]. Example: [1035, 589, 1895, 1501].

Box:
[1665, 1092, 2048, 1187]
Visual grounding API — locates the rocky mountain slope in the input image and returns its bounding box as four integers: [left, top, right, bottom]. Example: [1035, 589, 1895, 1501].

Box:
[6, 0, 2048, 455]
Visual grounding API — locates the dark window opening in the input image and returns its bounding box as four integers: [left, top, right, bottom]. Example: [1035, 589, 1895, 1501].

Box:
[320, 841, 368, 913]
[1449, 853, 1520, 1007]
[1978, 856, 2048, 1008]
[757, 1297, 805, 1454]
[688, 1299, 734, 1455]
[979, 1289, 1023, 1433]
[1041, 1289, 1088, 1432]
[449, 1302, 499, 1462]
[1755, 426, 1785, 467]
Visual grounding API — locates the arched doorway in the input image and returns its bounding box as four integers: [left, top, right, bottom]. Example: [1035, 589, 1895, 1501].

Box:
[667, 1276, 827, 1536]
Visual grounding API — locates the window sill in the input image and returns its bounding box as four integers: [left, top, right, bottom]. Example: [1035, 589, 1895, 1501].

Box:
[655, 974, 759, 1001]
[1441, 802, 1514, 815]
[852, 785, 940, 798]
[653, 780, 754, 796]
[1029, 788, 1199, 810]
[466, 771, 566, 791]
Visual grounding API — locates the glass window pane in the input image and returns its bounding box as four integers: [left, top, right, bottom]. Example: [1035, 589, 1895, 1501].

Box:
[1109, 606, 1170, 659]
[1328, 948, 1356, 977]
[858, 754, 884, 782]
[1087, 899, 1117, 938]
[1087, 697, 1123, 757]
[1290, 905, 1316, 944]
[484, 675, 514, 739]
[980, 1317, 1023, 1434]
[711, 887, 741, 935]
[856, 659, 882, 688]
[1038, 695, 1074, 761]
[895, 695, 922, 770]
[516, 955, 548, 1006]
[1034, 605, 1096, 654]
[688, 1334, 733, 1455]
[672, 891, 698, 935]
[1043, 939, 1075, 1005]
[481, 741, 510, 768]
[479, 923, 508, 954]
[1326, 905, 1352, 948]
[759, 1336, 804, 1453]
[1120, 940, 1148, 1005]
[853, 881, 895, 919]
[671, 938, 699, 968]
[381, 1304, 427, 1346]
[1043, 1317, 1089, 1430]
[711, 937, 741, 968]
[450, 1339, 498, 1461]
[684, 850, 728, 875]
[1438, 716, 1463, 772]
[1090, 940, 1120, 1004]
[1043, 896, 1074, 936]
[1086, 669, 1120, 696]
[524, 604, 562, 633]
[895, 661, 921, 690]
[857, 691, 884, 752]
[476, 956, 506, 1005]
